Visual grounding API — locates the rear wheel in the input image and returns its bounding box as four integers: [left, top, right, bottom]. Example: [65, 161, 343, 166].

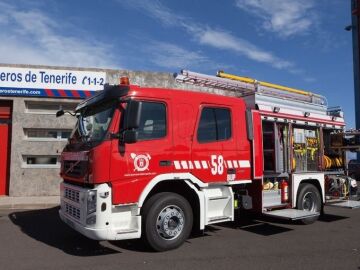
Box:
[296, 183, 321, 225]
[142, 192, 193, 251]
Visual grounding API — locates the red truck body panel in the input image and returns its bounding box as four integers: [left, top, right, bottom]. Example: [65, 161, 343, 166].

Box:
[61, 86, 252, 204]
[105, 86, 251, 204]
[252, 111, 264, 179]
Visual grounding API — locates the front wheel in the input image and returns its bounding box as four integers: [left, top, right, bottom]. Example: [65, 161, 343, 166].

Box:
[296, 183, 321, 225]
[142, 192, 193, 251]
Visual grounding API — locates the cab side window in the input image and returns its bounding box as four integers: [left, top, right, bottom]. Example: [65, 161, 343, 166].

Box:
[137, 102, 166, 141]
[197, 107, 231, 143]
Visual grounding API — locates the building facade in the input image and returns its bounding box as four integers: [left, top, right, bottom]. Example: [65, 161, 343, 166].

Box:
[0, 64, 225, 197]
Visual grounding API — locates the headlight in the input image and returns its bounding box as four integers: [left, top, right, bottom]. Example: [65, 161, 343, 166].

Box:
[87, 190, 97, 214]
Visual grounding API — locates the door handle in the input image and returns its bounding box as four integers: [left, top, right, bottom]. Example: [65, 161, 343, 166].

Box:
[159, 160, 172, 167]
[227, 168, 236, 174]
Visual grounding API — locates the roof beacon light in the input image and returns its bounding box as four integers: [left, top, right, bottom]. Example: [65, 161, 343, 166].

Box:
[273, 107, 280, 113]
[120, 76, 130, 86]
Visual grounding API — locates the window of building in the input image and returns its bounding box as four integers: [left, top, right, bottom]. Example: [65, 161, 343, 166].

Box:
[22, 155, 60, 168]
[61, 130, 72, 139]
[136, 102, 166, 141]
[25, 101, 77, 114]
[197, 107, 231, 143]
[24, 129, 72, 141]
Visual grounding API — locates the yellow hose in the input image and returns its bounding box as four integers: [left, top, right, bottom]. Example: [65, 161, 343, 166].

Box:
[217, 71, 256, 84]
[217, 70, 312, 96]
[342, 182, 348, 196]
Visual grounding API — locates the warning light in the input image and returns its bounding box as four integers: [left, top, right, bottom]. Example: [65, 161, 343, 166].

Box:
[120, 76, 130, 85]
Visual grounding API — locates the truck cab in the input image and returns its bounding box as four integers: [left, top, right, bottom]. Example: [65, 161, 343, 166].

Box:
[59, 81, 255, 250]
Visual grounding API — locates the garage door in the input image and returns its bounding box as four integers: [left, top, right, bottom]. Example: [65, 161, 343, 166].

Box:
[0, 101, 12, 195]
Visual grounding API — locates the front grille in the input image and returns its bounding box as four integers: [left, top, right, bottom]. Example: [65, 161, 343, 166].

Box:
[63, 160, 88, 178]
[65, 203, 81, 220]
[64, 188, 80, 203]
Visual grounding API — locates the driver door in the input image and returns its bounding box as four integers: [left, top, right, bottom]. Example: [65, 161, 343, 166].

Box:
[110, 98, 173, 204]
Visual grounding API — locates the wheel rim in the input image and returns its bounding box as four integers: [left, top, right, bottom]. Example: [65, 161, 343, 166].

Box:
[302, 192, 316, 212]
[156, 205, 185, 240]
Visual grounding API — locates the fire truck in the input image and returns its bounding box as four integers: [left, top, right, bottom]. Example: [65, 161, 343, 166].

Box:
[58, 70, 360, 251]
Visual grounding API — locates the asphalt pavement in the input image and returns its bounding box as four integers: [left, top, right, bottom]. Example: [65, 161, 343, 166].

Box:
[0, 205, 359, 270]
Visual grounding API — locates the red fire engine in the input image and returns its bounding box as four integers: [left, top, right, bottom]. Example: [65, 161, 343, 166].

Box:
[58, 70, 360, 251]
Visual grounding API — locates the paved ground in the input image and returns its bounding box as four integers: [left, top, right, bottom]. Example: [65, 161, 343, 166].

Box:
[0, 196, 59, 209]
[0, 205, 359, 270]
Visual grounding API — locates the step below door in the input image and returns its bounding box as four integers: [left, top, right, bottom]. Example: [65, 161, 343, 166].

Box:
[263, 209, 320, 220]
[327, 200, 360, 209]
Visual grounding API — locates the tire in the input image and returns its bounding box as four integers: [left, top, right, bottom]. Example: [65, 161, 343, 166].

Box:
[142, 192, 193, 251]
[296, 183, 322, 225]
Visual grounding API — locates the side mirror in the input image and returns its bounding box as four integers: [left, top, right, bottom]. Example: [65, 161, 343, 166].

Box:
[123, 130, 138, 144]
[125, 100, 142, 129]
[56, 110, 64, 117]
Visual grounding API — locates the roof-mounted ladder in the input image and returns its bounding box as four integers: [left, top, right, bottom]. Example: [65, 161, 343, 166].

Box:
[175, 70, 328, 107]
[175, 70, 256, 96]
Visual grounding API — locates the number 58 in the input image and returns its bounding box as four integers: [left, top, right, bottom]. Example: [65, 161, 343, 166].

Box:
[211, 155, 224, 175]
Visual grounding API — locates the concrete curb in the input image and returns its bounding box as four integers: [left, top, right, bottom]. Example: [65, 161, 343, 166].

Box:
[0, 196, 60, 209]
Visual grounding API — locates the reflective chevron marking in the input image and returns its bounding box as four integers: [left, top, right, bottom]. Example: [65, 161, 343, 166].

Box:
[173, 160, 250, 170]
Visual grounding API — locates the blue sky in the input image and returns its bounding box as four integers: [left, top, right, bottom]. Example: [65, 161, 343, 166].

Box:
[0, 0, 356, 127]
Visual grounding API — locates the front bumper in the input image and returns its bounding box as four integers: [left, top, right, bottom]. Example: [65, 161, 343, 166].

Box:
[59, 210, 115, 240]
[59, 182, 141, 241]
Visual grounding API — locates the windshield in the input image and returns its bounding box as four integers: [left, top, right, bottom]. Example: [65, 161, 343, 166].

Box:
[76, 101, 116, 142]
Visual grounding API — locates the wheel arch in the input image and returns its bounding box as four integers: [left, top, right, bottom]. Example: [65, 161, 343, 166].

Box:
[294, 179, 324, 215]
[296, 180, 323, 202]
[138, 174, 205, 231]
[291, 173, 325, 209]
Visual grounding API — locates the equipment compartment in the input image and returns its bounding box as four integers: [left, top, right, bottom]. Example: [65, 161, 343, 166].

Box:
[262, 121, 290, 174]
[293, 127, 320, 172]
[323, 130, 345, 172]
[263, 189, 281, 207]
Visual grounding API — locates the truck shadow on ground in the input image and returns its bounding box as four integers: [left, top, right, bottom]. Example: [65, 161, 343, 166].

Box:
[8, 207, 350, 254]
[107, 211, 350, 251]
[9, 207, 121, 256]
[109, 228, 217, 252]
[318, 213, 349, 222]
[8, 206, 214, 254]
[7, 206, 228, 254]
[216, 216, 293, 236]
[216, 212, 349, 236]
